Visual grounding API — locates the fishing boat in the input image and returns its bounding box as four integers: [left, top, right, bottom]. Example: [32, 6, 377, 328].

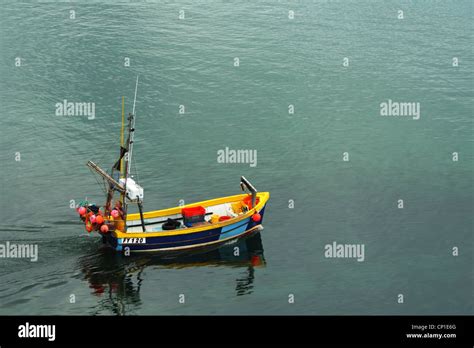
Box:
[77, 77, 269, 254]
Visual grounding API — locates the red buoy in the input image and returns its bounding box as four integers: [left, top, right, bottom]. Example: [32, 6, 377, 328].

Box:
[251, 255, 262, 266]
[100, 225, 109, 233]
[252, 213, 261, 222]
[78, 206, 86, 216]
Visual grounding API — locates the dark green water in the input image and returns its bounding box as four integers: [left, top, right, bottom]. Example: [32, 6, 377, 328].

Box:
[0, 0, 472, 315]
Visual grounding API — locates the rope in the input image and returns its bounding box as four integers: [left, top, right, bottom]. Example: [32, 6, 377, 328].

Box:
[88, 166, 108, 194]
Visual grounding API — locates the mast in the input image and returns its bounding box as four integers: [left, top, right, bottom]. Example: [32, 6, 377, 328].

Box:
[102, 97, 128, 216]
[122, 112, 133, 223]
[120, 96, 125, 178]
[126, 75, 139, 177]
[122, 76, 146, 232]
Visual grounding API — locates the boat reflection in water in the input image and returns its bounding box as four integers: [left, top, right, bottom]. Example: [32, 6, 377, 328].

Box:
[79, 232, 265, 315]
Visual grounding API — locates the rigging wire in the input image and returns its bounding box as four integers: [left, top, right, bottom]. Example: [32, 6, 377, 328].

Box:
[88, 166, 108, 194]
[132, 157, 140, 185]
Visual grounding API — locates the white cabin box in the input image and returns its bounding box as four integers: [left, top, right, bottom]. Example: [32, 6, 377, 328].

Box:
[119, 178, 144, 201]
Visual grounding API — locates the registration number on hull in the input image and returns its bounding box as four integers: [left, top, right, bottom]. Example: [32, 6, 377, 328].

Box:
[122, 238, 146, 244]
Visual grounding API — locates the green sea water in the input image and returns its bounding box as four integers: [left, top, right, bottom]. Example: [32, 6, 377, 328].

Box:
[0, 0, 472, 315]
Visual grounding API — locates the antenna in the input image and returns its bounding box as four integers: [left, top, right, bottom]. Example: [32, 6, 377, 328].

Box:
[132, 75, 139, 115]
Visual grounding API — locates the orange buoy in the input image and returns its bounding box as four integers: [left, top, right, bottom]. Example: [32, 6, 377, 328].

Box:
[96, 215, 104, 224]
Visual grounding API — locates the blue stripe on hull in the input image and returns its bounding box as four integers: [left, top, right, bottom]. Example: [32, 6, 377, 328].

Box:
[124, 228, 222, 251]
[219, 218, 250, 240]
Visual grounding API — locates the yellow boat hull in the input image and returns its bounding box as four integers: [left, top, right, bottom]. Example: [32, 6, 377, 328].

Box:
[103, 192, 270, 253]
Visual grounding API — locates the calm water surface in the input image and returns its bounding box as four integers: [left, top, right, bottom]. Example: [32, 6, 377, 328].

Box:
[0, 0, 472, 315]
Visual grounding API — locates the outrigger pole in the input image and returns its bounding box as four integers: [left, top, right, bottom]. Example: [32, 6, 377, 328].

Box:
[87, 161, 125, 193]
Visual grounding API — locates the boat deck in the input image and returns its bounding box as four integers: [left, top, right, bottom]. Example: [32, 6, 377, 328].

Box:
[126, 201, 244, 233]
